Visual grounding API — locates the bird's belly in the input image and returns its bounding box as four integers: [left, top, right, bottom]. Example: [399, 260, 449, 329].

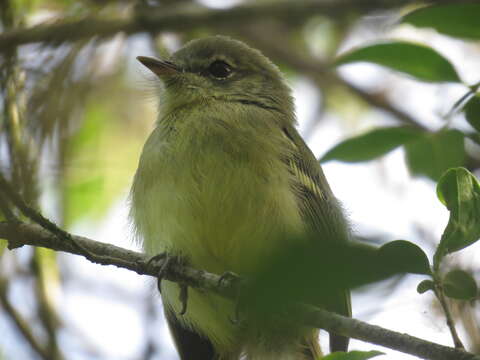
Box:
[138, 157, 304, 274]
[133, 154, 305, 350]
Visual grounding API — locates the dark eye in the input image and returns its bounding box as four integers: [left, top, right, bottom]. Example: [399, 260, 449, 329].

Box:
[208, 60, 233, 79]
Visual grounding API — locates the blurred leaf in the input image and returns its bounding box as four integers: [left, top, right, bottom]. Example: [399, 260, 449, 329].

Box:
[403, 3, 480, 40]
[35, 247, 61, 308]
[63, 76, 147, 226]
[335, 41, 460, 83]
[246, 237, 429, 320]
[417, 279, 435, 294]
[323, 350, 384, 360]
[378, 240, 430, 275]
[435, 168, 480, 265]
[443, 269, 477, 300]
[65, 176, 105, 224]
[15, 0, 43, 12]
[464, 95, 480, 132]
[405, 130, 465, 181]
[0, 237, 6, 255]
[320, 126, 422, 163]
[27, 42, 93, 145]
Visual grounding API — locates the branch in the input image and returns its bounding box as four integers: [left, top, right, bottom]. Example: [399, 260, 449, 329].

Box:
[0, 221, 237, 299]
[0, 0, 418, 52]
[298, 305, 478, 360]
[0, 221, 479, 360]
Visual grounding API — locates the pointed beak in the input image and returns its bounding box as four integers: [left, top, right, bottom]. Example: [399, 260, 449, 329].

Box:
[136, 56, 180, 77]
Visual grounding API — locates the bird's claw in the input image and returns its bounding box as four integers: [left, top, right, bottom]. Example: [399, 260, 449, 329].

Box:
[179, 284, 188, 315]
[147, 253, 189, 315]
[146, 253, 175, 293]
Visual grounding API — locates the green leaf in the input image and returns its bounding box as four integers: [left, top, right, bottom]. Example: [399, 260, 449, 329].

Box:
[322, 350, 384, 360]
[443, 269, 477, 300]
[320, 126, 422, 163]
[405, 130, 465, 181]
[335, 41, 461, 83]
[417, 279, 435, 294]
[403, 4, 480, 40]
[378, 240, 431, 275]
[464, 95, 480, 132]
[435, 168, 480, 265]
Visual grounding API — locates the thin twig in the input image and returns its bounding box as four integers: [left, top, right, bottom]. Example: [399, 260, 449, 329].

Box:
[0, 172, 92, 258]
[434, 279, 465, 349]
[0, 172, 68, 239]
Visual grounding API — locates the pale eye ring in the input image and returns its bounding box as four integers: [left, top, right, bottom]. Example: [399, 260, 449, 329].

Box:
[208, 60, 233, 79]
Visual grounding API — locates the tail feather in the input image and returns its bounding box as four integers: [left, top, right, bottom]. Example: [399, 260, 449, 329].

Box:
[329, 333, 349, 353]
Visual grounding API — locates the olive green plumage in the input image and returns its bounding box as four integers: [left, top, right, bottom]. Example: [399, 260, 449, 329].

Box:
[130, 36, 351, 360]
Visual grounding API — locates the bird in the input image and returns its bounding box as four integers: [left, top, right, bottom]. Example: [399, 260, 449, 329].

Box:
[130, 35, 351, 360]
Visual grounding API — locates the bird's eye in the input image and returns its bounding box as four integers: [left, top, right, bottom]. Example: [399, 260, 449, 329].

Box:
[208, 60, 233, 79]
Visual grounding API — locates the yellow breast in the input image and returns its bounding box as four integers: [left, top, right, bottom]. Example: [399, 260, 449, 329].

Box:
[130, 108, 305, 350]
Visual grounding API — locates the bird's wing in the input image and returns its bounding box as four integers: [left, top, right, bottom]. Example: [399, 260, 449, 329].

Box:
[282, 124, 352, 353]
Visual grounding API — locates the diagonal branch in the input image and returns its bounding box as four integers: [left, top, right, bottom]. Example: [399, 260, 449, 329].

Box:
[0, 221, 479, 360]
[0, 0, 419, 52]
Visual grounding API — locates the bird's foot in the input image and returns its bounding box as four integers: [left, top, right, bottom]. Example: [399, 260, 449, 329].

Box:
[146, 253, 177, 293]
[147, 253, 190, 315]
[217, 271, 240, 288]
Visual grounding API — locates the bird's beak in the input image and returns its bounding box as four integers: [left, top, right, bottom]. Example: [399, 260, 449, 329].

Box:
[136, 56, 180, 77]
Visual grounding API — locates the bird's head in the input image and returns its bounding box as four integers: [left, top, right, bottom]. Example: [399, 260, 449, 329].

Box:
[137, 36, 294, 118]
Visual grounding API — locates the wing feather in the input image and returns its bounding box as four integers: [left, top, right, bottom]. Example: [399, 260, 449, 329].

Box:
[282, 125, 351, 352]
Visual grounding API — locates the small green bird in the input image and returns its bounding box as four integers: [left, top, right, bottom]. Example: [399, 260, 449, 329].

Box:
[130, 36, 351, 360]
